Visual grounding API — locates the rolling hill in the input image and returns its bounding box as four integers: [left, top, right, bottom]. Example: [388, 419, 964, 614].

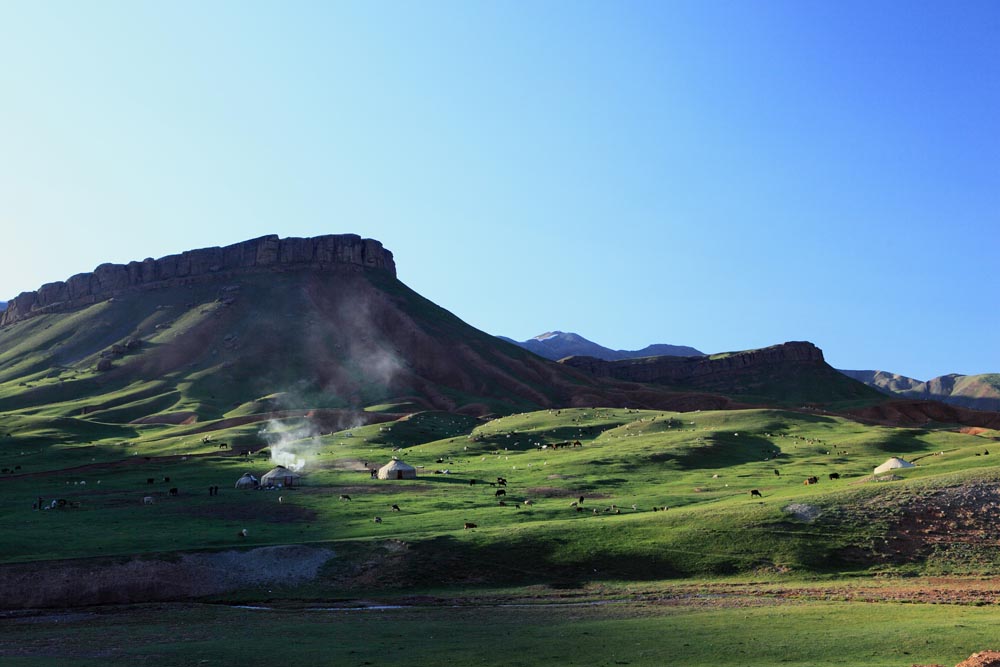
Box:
[500, 330, 703, 361]
[842, 369, 1000, 412]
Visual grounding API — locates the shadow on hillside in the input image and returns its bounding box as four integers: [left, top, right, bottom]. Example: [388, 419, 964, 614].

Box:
[655, 434, 781, 470]
[873, 430, 931, 454]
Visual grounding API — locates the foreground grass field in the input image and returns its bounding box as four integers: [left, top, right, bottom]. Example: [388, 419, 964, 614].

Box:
[3, 405, 1000, 666]
[5, 590, 1000, 666]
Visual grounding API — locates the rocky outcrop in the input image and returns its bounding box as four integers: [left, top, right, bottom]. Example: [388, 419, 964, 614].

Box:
[0, 234, 395, 326]
[561, 341, 825, 384]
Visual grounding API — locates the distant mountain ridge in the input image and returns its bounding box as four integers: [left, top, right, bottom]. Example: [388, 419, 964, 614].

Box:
[841, 369, 1000, 412]
[500, 331, 703, 361]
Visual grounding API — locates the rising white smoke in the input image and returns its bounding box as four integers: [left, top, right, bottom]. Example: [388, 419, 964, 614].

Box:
[260, 419, 321, 472]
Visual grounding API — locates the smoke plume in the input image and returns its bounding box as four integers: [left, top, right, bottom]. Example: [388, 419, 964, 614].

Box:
[261, 419, 321, 472]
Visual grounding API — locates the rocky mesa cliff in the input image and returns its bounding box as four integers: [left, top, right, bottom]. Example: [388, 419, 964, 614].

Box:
[1, 234, 395, 326]
[560, 341, 880, 404]
[561, 341, 825, 383]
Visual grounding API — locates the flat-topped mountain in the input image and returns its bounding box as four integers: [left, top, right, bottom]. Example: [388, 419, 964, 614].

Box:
[1, 234, 395, 327]
[500, 330, 703, 361]
[562, 342, 883, 405]
[842, 369, 1000, 412]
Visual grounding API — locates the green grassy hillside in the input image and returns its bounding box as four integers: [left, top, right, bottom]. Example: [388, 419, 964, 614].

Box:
[3, 406, 998, 583]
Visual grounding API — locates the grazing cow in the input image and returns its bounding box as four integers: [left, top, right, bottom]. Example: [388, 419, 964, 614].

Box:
[495, 489, 506, 497]
[774, 469, 780, 476]
[146, 478, 154, 484]
[750, 489, 763, 498]
[464, 522, 477, 529]
[142, 496, 154, 505]
[390, 504, 400, 512]
[163, 477, 170, 483]
[238, 528, 248, 538]
[169, 487, 178, 496]
[498, 500, 507, 506]
[828, 472, 841, 480]
[523, 499, 533, 506]
[339, 494, 352, 501]
[373, 516, 383, 524]
[497, 477, 507, 487]
[804, 476, 819, 485]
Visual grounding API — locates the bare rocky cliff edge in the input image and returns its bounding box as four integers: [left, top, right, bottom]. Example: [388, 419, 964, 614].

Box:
[560, 341, 825, 384]
[0, 234, 395, 326]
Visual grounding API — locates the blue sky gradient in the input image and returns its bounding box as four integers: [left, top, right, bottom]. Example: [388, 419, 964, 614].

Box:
[1, 1, 997, 380]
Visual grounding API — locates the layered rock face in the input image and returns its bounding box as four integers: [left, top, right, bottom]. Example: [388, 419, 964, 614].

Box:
[561, 341, 826, 384]
[1, 234, 395, 326]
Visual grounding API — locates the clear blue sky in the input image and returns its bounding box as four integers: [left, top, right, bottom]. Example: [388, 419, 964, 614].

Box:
[1, 1, 997, 380]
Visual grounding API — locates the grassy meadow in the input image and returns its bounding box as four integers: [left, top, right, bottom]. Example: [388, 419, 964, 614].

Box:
[2, 405, 999, 572]
[4, 404, 1000, 665]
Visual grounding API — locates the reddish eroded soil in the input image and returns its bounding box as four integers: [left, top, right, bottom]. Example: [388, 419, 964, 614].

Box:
[833, 477, 1000, 566]
[956, 651, 1000, 667]
[846, 400, 1000, 430]
[918, 651, 1000, 667]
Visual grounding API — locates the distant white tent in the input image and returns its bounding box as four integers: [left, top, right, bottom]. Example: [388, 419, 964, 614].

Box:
[377, 459, 416, 480]
[261, 466, 301, 487]
[873, 457, 915, 475]
[234, 473, 259, 489]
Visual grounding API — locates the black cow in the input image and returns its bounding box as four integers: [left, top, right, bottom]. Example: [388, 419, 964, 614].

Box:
[750, 489, 763, 498]
[495, 489, 506, 497]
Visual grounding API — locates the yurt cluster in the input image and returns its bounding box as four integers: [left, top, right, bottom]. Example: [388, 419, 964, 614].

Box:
[234, 466, 303, 490]
[234, 458, 416, 490]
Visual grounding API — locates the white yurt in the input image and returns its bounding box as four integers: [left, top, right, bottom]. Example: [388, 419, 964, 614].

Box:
[261, 465, 301, 487]
[873, 457, 915, 475]
[234, 472, 259, 489]
[377, 459, 417, 480]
